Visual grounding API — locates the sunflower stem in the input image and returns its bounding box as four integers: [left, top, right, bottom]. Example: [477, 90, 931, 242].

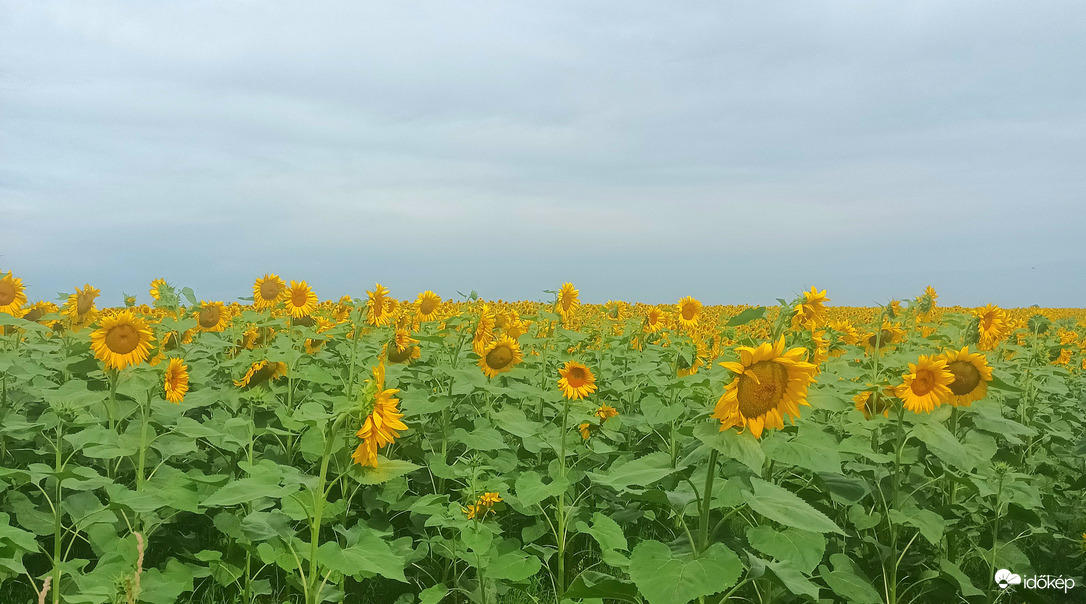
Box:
[698, 448, 719, 554]
[52, 418, 64, 604]
[307, 413, 348, 604]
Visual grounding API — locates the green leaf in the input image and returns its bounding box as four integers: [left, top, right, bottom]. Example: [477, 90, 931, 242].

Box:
[726, 306, 767, 327]
[629, 540, 742, 604]
[746, 525, 826, 573]
[752, 555, 820, 600]
[762, 426, 842, 474]
[352, 458, 422, 485]
[419, 585, 449, 604]
[889, 507, 945, 545]
[565, 571, 639, 603]
[910, 422, 976, 471]
[316, 533, 407, 582]
[487, 551, 542, 581]
[693, 422, 765, 471]
[514, 471, 565, 508]
[938, 558, 983, 597]
[819, 554, 881, 603]
[587, 452, 682, 492]
[743, 478, 844, 535]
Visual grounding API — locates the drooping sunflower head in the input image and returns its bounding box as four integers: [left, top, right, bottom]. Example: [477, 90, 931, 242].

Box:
[234, 359, 287, 388]
[283, 281, 318, 318]
[479, 335, 524, 379]
[941, 347, 993, 406]
[252, 274, 286, 309]
[352, 363, 406, 468]
[558, 361, 597, 400]
[21, 301, 59, 325]
[791, 287, 830, 330]
[367, 283, 392, 326]
[974, 304, 1008, 350]
[163, 358, 190, 404]
[713, 336, 818, 438]
[148, 278, 171, 302]
[90, 310, 155, 370]
[863, 325, 906, 352]
[194, 301, 230, 332]
[676, 296, 702, 329]
[472, 305, 496, 355]
[894, 354, 954, 414]
[0, 271, 28, 316]
[853, 387, 895, 420]
[594, 404, 619, 421]
[416, 290, 442, 321]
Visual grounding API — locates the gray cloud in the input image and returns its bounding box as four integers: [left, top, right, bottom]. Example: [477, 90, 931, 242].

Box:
[2, 1, 1084, 307]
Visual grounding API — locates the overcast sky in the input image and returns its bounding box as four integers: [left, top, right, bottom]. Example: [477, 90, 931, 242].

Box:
[2, 1, 1084, 308]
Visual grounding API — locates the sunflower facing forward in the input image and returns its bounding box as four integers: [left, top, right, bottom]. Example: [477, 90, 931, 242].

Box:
[479, 335, 524, 378]
[942, 347, 993, 406]
[194, 301, 229, 332]
[163, 358, 190, 404]
[352, 364, 407, 468]
[712, 336, 818, 438]
[253, 274, 286, 309]
[90, 310, 154, 370]
[894, 354, 954, 413]
[644, 306, 665, 333]
[558, 361, 597, 400]
[0, 271, 28, 316]
[975, 304, 1008, 351]
[367, 283, 392, 326]
[282, 281, 317, 318]
[415, 290, 442, 322]
[676, 296, 702, 330]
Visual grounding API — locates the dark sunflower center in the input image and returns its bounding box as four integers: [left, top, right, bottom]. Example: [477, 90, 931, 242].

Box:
[0, 282, 14, 305]
[736, 361, 788, 419]
[77, 292, 96, 315]
[981, 313, 995, 330]
[911, 370, 935, 396]
[198, 305, 221, 328]
[420, 298, 438, 315]
[561, 295, 574, 310]
[947, 360, 981, 395]
[566, 367, 587, 387]
[486, 345, 514, 370]
[681, 304, 697, 320]
[868, 329, 894, 348]
[291, 289, 308, 307]
[23, 308, 43, 322]
[248, 364, 277, 386]
[260, 281, 281, 301]
[388, 345, 414, 363]
[105, 324, 140, 354]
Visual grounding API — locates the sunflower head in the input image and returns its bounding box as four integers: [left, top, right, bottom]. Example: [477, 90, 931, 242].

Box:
[557, 282, 580, 323]
[234, 360, 287, 388]
[416, 290, 442, 320]
[90, 310, 155, 370]
[644, 306, 665, 333]
[284, 281, 318, 318]
[479, 335, 524, 379]
[163, 358, 190, 404]
[853, 387, 895, 420]
[713, 336, 818, 438]
[195, 301, 230, 332]
[894, 354, 954, 414]
[942, 347, 993, 406]
[0, 272, 28, 316]
[253, 274, 286, 309]
[558, 361, 597, 400]
[676, 296, 702, 329]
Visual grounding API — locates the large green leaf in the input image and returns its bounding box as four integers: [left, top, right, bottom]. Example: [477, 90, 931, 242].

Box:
[746, 525, 826, 573]
[910, 422, 975, 471]
[693, 422, 765, 471]
[743, 478, 844, 535]
[629, 540, 742, 604]
[587, 452, 681, 492]
[316, 532, 408, 582]
[762, 426, 842, 474]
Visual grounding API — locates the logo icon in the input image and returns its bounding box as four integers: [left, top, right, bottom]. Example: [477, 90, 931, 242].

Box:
[995, 569, 1022, 589]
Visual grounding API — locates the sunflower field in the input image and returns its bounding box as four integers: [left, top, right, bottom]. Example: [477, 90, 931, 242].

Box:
[0, 272, 1084, 604]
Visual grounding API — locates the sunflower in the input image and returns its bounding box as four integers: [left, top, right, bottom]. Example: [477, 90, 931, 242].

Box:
[283, 281, 318, 318]
[0, 271, 28, 316]
[64, 284, 100, 329]
[578, 422, 594, 440]
[479, 335, 524, 378]
[975, 304, 1008, 350]
[163, 358, 190, 404]
[90, 310, 154, 370]
[234, 360, 287, 388]
[504, 314, 530, 339]
[149, 278, 169, 302]
[367, 283, 392, 326]
[416, 290, 442, 321]
[557, 282, 579, 323]
[941, 347, 993, 406]
[558, 361, 597, 400]
[863, 325, 906, 352]
[792, 287, 830, 330]
[472, 305, 496, 355]
[644, 306, 665, 333]
[853, 387, 895, 420]
[594, 404, 619, 421]
[352, 363, 407, 468]
[194, 301, 229, 332]
[20, 301, 59, 325]
[252, 274, 286, 309]
[712, 336, 819, 439]
[894, 355, 954, 413]
[676, 296, 702, 330]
